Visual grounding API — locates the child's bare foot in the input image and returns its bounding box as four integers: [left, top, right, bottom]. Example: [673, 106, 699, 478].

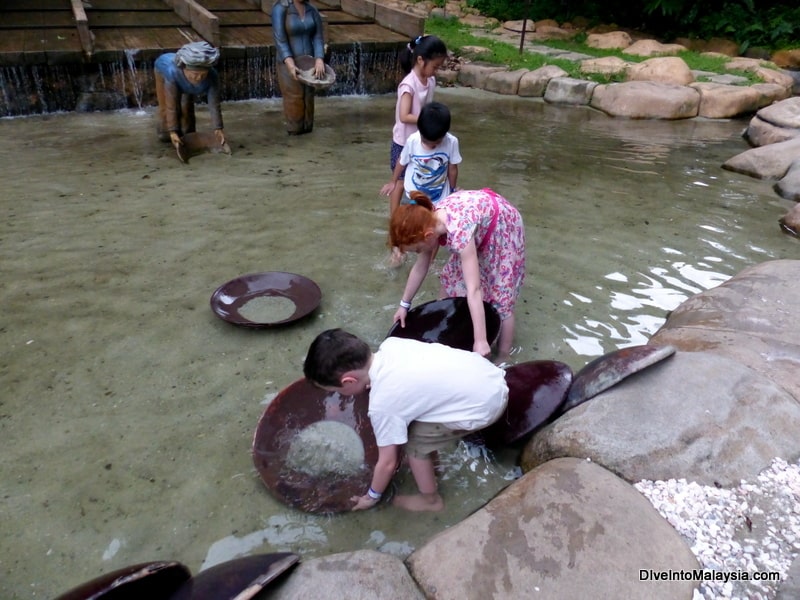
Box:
[392, 492, 444, 512]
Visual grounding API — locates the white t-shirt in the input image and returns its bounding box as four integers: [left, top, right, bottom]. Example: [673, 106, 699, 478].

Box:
[367, 337, 508, 447]
[400, 131, 462, 204]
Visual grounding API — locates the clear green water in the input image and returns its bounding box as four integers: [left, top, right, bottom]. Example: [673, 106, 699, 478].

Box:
[0, 88, 795, 598]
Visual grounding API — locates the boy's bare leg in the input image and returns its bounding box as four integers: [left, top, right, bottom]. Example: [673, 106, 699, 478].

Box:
[392, 454, 444, 512]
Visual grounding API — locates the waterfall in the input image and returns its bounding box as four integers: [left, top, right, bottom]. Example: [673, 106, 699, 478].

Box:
[0, 44, 403, 117]
[124, 49, 144, 110]
[0, 64, 79, 117]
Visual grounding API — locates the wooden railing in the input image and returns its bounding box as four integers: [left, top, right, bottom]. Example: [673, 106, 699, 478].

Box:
[70, 0, 94, 57]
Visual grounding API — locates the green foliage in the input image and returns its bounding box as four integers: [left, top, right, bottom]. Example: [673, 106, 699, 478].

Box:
[460, 0, 800, 50]
[425, 15, 763, 85]
[426, 16, 582, 77]
[690, 4, 800, 49]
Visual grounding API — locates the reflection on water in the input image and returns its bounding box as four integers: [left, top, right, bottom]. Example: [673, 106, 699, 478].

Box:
[0, 87, 796, 598]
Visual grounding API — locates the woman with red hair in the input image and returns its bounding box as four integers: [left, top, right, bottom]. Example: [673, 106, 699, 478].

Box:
[390, 188, 525, 362]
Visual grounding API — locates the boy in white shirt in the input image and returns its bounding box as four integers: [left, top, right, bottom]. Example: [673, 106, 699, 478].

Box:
[381, 101, 462, 205]
[303, 328, 508, 512]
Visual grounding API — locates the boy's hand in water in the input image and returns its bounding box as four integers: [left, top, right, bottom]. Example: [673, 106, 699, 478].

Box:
[387, 246, 406, 268]
[380, 181, 396, 196]
[351, 494, 379, 511]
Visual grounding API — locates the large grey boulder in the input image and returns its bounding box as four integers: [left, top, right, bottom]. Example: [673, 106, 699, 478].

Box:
[779, 195, 800, 231]
[755, 96, 800, 129]
[722, 136, 800, 179]
[521, 351, 800, 487]
[591, 81, 699, 119]
[586, 31, 632, 50]
[264, 550, 425, 599]
[406, 457, 699, 600]
[626, 56, 695, 85]
[744, 114, 800, 147]
[777, 162, 800, 202]
[623, 39, 688, 57]
[543, 77, 597, 106]
[580, 56, 629, 78]
[751, 82, 793, 106]
[517, 65, 567, 97]
[484, 68, 528, 95]
[649, 259, 800, 399]
[457, 63, 508, 89]
[688, 82, 761, 118]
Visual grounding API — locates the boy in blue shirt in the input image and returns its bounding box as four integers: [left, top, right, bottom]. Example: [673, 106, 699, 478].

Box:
[381, 101, 462, 205]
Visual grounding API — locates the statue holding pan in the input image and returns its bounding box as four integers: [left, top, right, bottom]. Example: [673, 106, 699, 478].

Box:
[271, 0, 334, 135]
[153, 41, 231, 163]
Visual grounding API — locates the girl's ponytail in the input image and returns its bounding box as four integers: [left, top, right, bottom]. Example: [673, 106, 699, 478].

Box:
[398, 35, 447, 74]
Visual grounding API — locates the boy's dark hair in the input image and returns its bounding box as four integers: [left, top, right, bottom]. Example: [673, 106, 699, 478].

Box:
[303, 329, 371, 387]
[417, 101, 451, 142]
[399, 34, 448, 74]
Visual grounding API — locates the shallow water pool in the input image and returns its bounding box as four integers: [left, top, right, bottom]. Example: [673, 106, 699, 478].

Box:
[0, 87, 795, 598]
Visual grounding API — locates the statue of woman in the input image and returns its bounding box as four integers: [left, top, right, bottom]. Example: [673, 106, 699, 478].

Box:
[154, 41, 226, 153]
[271, 0, 326, 135]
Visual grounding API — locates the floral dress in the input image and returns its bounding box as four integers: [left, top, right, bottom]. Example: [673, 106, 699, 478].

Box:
[438, 188, 526, 320]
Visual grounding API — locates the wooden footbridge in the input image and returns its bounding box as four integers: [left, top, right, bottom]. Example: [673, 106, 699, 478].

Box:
[0, 0, 423, 115]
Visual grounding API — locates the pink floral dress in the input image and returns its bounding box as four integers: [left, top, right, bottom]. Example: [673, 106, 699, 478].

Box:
[437, 188, 525, 320]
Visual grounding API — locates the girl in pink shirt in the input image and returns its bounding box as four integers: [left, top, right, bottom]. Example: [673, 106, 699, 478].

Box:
[383, 35, 448, 215]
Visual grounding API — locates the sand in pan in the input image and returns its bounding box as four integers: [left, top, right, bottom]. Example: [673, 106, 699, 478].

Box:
[238, 295, 296, 323]
[285, 421, 366, 476]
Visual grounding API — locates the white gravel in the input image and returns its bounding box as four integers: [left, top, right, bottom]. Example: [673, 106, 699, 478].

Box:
[635, 457, 800, 599]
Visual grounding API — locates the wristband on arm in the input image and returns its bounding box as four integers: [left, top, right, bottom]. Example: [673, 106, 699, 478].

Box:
[399, 300, 411, 310]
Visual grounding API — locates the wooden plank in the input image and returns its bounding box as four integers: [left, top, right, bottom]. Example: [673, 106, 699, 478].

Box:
[2, 0, 70, 9]
[214, 11, 270, 26]
[320, 11, 371, 25]
[118, 28, 166, 51]
[71, 0, 93, 56]
[90, 28, 127, 54]
[193, 8, 371, 27]
[87, 11, 186, 28]
[197, 0, 257, 10]
[45, 34, 86, 64]
[190, 2, 220, 47]
[151, 27, 201, 52]
[22, 28, 48, 63]
[221, 26, 272, 47]
[340, 0, 374, 21]
[39, 28, 83, 51]
[0, 12, 46, 28]
[0, 29, 28, 66]
[87, 0, 171, 9]
[162, 0, 190, 22]
[326, 22, 405, 44]
[374, 4, 422, 38]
